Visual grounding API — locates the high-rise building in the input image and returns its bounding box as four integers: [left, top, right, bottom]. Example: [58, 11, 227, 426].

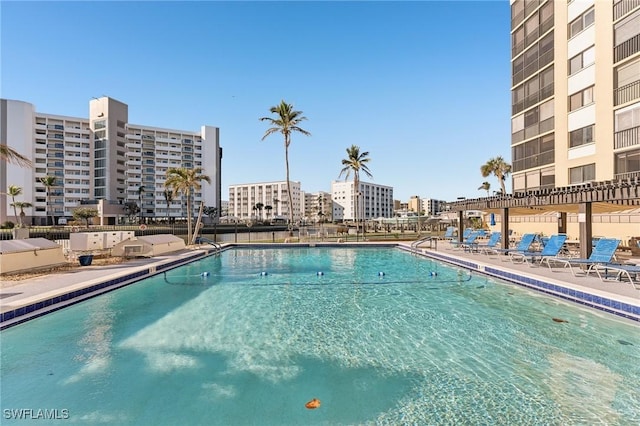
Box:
[228, 181, 301, 223]
[422, 198, 447, 216]
[510, 0, 640, 192]
[331, 180, 394, 221]
[302, 191, 332, 223]
[1, 97, 222, 225]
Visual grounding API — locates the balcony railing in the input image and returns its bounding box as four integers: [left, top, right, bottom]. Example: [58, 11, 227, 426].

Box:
[614, 79, 640, 106]
[614, 0, 640, 20]
[614, 33, 640, 63]
[614, 170, 640, 181]
[615, 125, 640, 149]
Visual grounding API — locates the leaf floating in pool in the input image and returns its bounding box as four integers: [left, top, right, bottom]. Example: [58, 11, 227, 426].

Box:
[617, 340, 633, 346]
[552, 318, 568, 323]
[305, 398, 321, 409]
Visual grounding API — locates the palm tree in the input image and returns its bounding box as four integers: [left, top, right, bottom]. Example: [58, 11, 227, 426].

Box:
[481, 156, 511, 195]
[11, 201, 32, 227]
[478, 181, 491, 196]
[255, 202, 264, 222]
[164, 167, 211, 245]
[163, 189, 174, 223]
[138, 185, 145, 224]
[338, 145, 373, 233]
[0, 144, 32, 167]
[265, 205, 273, 221]
[260, 100, 311, 234]
[39, 176, 57, 226]
[317, 193, 328, 222]
[6, 185, 23, 225]
[203, 206, 218, 224]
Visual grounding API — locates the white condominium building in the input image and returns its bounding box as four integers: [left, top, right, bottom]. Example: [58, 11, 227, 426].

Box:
[0, 97, 222, 225]
[302, 190, 332, 223]
[228, 181, 301, 223]
[510, 0, 640, 191]
[331, 180, 394, 221]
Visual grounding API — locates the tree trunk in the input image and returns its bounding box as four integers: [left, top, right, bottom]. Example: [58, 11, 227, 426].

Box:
[186, 192, 192, 245]
[285, 137, 294, 237]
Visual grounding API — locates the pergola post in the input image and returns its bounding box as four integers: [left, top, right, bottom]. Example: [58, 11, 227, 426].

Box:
[557, 212, 567, 235]
[578, 202, 593, 259]
[457, 210, 464, 243]
[500, 208, 509, 250]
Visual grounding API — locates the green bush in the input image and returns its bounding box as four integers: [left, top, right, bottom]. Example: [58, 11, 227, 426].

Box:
[1, 221, 15, 229]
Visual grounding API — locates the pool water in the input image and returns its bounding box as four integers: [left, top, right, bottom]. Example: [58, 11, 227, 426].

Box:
[1, 247, 639, 425]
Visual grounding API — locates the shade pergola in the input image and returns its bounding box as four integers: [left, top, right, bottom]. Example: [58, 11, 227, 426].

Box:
[445, 178, 640, 258]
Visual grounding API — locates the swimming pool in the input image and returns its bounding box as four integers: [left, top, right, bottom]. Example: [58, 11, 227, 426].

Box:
[1, 247, 639, 425]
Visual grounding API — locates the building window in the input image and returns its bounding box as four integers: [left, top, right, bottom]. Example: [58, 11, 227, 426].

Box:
[569, 86, 594, 111]
[569, 7, 594, 39]
[615, 104, 640, 132]
[94, 120, 106, 130]
[569, 125, 595, 148]
[512, 134, 555, 172]
[569, 46, 595, 75]
[615, 149, 640, 177]
[614, 9, 640, 46]
[569, 163, 595, 184]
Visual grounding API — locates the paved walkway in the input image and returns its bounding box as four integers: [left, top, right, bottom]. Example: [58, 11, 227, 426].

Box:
[1, 243, 639, 327]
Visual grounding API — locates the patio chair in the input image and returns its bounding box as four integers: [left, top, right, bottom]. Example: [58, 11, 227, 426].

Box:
[489, 233, 537, 258]
[472, 232, 502, 255]
[441, 226, 456, 241]
[594, 263, 640, 289]
[509, 234, 567, 265]
[447, 228, 473, 249]
[450, 230, 482, 252]
[547, 238, 620, 277]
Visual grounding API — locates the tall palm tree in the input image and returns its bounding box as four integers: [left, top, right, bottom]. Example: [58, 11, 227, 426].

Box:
[478, 181, 491, 196]
[164, 167, 211, 245]
[39, 176, 57, 226]
[0, 144, 32, 167]
[11, 201, 32, 227]
[6, 185, 23, 225]
[138, 185, 145, 224]
[339, 145, 373, 233]
[260, 101, 311, 234]
[255, 202, 264, 221]
[163, 189, 174, 223]
[480, 156, 511, 195]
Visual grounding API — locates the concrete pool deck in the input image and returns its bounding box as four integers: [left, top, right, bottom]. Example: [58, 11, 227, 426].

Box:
[1, 242, 639, 329]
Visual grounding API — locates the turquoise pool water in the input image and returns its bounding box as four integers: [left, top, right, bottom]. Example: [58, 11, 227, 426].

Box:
[1, 247, 639, 425]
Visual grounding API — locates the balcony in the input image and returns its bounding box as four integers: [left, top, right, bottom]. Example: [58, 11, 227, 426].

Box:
[615, 125, 640, 149]
[614, 170, 640, 181]
[615, 33, 640, 63]
[614, 80, 640, 106]
[614, 0, 640, 20]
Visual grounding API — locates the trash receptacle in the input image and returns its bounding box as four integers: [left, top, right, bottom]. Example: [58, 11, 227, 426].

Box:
[78, 255, 93, 266]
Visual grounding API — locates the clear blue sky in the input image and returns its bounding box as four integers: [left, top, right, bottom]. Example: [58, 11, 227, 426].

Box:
[1, 0, 512, 202]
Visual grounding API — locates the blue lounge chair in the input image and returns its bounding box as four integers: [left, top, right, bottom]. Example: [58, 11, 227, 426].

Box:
[441, 226, 456, 241]
[447, 228, 473, 249]
[472, 232, 502, 255]
[548, 238, 620, 277]
[598, 264, 640, 289]
[510, 234, 567, 265]
[490, 233, 536, 258]
[451, 230, 482, 251]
